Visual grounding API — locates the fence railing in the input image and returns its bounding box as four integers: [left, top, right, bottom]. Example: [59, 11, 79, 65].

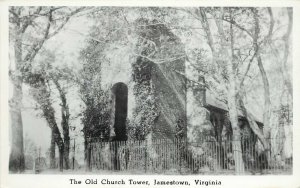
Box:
[87, 137, 292, 175]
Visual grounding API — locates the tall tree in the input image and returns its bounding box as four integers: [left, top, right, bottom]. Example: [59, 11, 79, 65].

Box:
[247, 8, 272, 161]
[192, 7, 246, 174]
[28, 58, 74, 171]
[214, 7, 246, 173]
[9, 6, 85, 172]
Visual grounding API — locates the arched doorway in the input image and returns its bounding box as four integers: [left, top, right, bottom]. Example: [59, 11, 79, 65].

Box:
[111, 82, 128, 141]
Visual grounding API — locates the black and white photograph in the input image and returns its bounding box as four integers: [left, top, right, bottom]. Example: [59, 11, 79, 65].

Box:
[1, 3, 299, 186]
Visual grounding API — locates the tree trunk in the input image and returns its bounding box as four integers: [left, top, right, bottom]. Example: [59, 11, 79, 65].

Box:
[63, 136, 70, 169]
[253, 8, 272, 163]
[58, 143, 64, 172]
[238, 95, 270, 151]
[216, 8, 245, 174]
[62, 110, 70, 170]
[9, 28, 25, 173]
[9, 85, 25, 172]
[50, 130, 56, 169]
[257, 56, 271, 143]
[198, 8, 216, 55]
[227, 80, 245, 174]
[281, 7, 293, 98]
[53, 79, 70, 169]
[51, 125, 64, 172]
[45, 110, 64, 172]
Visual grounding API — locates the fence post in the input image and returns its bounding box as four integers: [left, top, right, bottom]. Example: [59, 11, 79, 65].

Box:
[114, 141, 118, 170]
[145, 139, 147, 173]
[73, 138, 75, 170]
[86, 137, 92, 172]
[179, 138, 182, 174]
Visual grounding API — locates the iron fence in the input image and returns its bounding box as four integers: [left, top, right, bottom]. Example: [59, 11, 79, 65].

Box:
[87, 137, 292, 175]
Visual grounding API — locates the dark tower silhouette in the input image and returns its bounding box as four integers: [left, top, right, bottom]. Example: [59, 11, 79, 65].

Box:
[112, 82, 128, 141]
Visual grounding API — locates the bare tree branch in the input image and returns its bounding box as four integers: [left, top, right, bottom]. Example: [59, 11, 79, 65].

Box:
[22, 7, 86, 62]
[23, 9, 52, 62]
[47, 7, 86, 39]
[267, 7, 275, 40]
[239, 48, 258, 91]
[222, 18, 253, 38]
[197, 8, 216, 55]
